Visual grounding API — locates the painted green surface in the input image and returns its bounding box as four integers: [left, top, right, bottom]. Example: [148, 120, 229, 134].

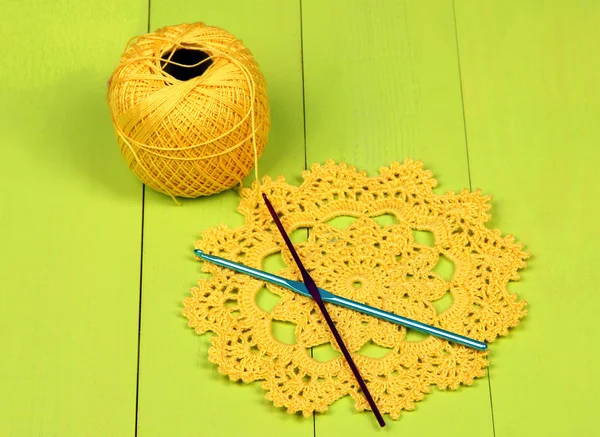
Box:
[0, 1, 148, 436]
[454, 1, 600, 435]
[2, 0, 599, 436]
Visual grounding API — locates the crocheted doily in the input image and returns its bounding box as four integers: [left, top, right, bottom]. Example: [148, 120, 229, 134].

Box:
[182, 160, 529, 419]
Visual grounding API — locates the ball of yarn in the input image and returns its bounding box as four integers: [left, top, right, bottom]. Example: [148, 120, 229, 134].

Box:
[107, 22, 270, 199]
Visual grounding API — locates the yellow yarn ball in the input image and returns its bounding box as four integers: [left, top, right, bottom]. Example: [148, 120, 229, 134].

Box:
[107, 22, 270, 199]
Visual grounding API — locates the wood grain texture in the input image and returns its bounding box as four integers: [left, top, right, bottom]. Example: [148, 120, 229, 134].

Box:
[0, 1, 148, 436]
[136, 2, 309, 436]
[454, 1, 600, 435]
[302, 0, 493, 435]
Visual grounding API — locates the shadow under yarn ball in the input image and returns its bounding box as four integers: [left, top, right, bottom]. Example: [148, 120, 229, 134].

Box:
[107, 22, 271, 200]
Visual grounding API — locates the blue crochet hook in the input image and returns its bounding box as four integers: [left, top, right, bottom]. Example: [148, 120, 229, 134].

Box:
[193, 248, 487, 351]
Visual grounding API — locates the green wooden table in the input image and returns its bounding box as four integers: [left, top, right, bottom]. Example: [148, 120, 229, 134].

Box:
[2, 1, 598, 435]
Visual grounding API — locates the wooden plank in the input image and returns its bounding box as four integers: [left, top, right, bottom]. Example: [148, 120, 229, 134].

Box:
[454, 1, 600, 435]
[0, 1, 147, 436]
[136, 1, 309, 436]
[302, 0, 493, 435]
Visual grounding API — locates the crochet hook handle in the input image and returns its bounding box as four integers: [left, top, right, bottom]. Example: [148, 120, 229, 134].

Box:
[323, 294, 487, 351]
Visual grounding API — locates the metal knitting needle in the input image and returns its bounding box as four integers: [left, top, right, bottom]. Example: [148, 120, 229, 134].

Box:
[262, 193, 386, 427]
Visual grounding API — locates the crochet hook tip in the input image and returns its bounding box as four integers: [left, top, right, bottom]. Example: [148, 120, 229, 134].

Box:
[194, 249, 204, 256]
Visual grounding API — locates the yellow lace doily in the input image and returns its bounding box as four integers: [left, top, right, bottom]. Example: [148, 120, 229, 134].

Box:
[182, 160, 529, 419]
